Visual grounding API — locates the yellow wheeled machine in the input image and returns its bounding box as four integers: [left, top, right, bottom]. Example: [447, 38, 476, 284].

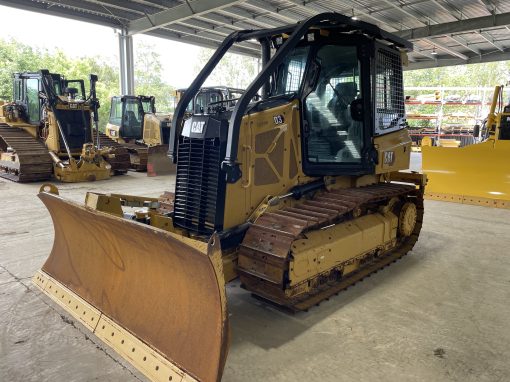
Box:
[105, 95, 175, 175]
[422, 86, 510, 209]
[0, 70, 128, 182]
[34, 13, 425, 382]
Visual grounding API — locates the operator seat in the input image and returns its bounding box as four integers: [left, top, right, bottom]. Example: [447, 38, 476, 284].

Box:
[122, 110, 141, 138]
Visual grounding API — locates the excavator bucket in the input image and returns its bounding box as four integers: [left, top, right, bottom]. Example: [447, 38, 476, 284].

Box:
[422, 140, 510, 209]
[147, 145, 176, 177]
[33, 192, 229, 382]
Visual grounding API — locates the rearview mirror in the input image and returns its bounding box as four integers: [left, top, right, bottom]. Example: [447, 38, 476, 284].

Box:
[350, 99, 363, 121]
[473, 124, 480, 137]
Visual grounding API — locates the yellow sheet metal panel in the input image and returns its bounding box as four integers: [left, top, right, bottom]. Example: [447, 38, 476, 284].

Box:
[374, 128, 412, 174]
[289, 212, 397, 286]
[422, 140, 510, 206]
[105, 122, 122, 142]
[437, 139, 460, 147]
[36, 192, 229, 382]
[53, 159, 112, 182]
[223, 100, 313, 229]
[84, 193, 123, 216]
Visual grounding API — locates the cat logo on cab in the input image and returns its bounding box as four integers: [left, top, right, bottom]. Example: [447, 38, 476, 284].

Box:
[383, 151, 395, 165]
[191, 121, 205, 134]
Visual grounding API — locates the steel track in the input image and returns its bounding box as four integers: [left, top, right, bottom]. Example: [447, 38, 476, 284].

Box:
[0, 124, 53, 182]
[92, 131, 131, 174]
[238, 182, 425, 311]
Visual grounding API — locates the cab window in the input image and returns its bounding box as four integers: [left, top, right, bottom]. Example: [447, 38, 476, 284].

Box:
[194, 91, 223, 113]
[109, 98, 123, 126]
[53, 82, 62, 96]
[122, 98, 143, 137]
[271, 46, 309, 96]
[14, 79, 22, 102]
[26, 78, 40, 123]
[141, 99, 153, 114]
[304, 45, 363, 164]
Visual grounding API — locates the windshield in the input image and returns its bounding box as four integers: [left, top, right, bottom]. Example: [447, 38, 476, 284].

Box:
[64, 80, 85, 100]
[26, 78, 40, 123]
[109, 97, 122, 125]
[121, 98, 143, 138]
[53, 82, 62, 96]
[194, 90, 223, 113]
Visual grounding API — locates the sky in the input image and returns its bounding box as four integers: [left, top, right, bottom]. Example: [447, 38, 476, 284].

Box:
[0, 5, 204, 88]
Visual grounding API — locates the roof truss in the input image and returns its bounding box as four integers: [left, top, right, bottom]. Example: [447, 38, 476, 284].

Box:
[0, 0, 509, 69]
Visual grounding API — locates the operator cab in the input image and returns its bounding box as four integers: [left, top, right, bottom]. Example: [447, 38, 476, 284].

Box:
[259, 31, 406, 176]
[13, 71, 61, 124]
[109, 95, 156, 139]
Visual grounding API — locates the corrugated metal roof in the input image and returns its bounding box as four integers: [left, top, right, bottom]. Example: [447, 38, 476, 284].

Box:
[1, 0, 509, 69]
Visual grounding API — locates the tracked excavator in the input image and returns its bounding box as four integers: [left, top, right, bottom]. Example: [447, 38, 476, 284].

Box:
[34, 13, 425, 382]
[0, 70, 130, 182]
[105, 95, 174, 175]
[422, 85, 510, 209]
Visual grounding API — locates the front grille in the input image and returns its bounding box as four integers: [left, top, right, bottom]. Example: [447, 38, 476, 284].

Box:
[173, 136, 226, 235]
[55, 109, 92, 150]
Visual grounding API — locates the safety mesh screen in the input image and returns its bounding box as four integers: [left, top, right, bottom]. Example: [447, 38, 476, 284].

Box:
[375, 48, 405, 134]
[285, 58, 306, 93]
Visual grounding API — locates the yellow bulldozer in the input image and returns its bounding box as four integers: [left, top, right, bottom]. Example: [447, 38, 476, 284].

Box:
[34, 13, 425, 382]
[0, 70, 130, 182]
[105, 95, 175, 175]
[422, 85, 510, 209]
[175, 86, 247, 115]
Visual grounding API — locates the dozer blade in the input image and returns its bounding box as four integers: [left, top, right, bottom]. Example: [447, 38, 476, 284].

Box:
[33, 192, 229, 382]
[147, 145, 176, 177]
[422, 140, 510, 208]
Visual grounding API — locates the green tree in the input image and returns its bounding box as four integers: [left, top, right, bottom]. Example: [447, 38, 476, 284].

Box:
[404, 61, 510, 88]
[193, 48, 258, 89]
[0, 38, 175, 129]
[134, 41, 175, 113]
[0, 38, 46, 99]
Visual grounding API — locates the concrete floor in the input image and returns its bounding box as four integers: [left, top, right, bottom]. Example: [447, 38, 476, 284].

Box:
[1, 156, 510, 382]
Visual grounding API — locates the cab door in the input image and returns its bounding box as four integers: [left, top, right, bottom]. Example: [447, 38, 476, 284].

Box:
[24, 76, 42, 125]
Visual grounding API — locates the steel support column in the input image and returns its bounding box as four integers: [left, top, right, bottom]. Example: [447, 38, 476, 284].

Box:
[118, 29, 135, 95]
